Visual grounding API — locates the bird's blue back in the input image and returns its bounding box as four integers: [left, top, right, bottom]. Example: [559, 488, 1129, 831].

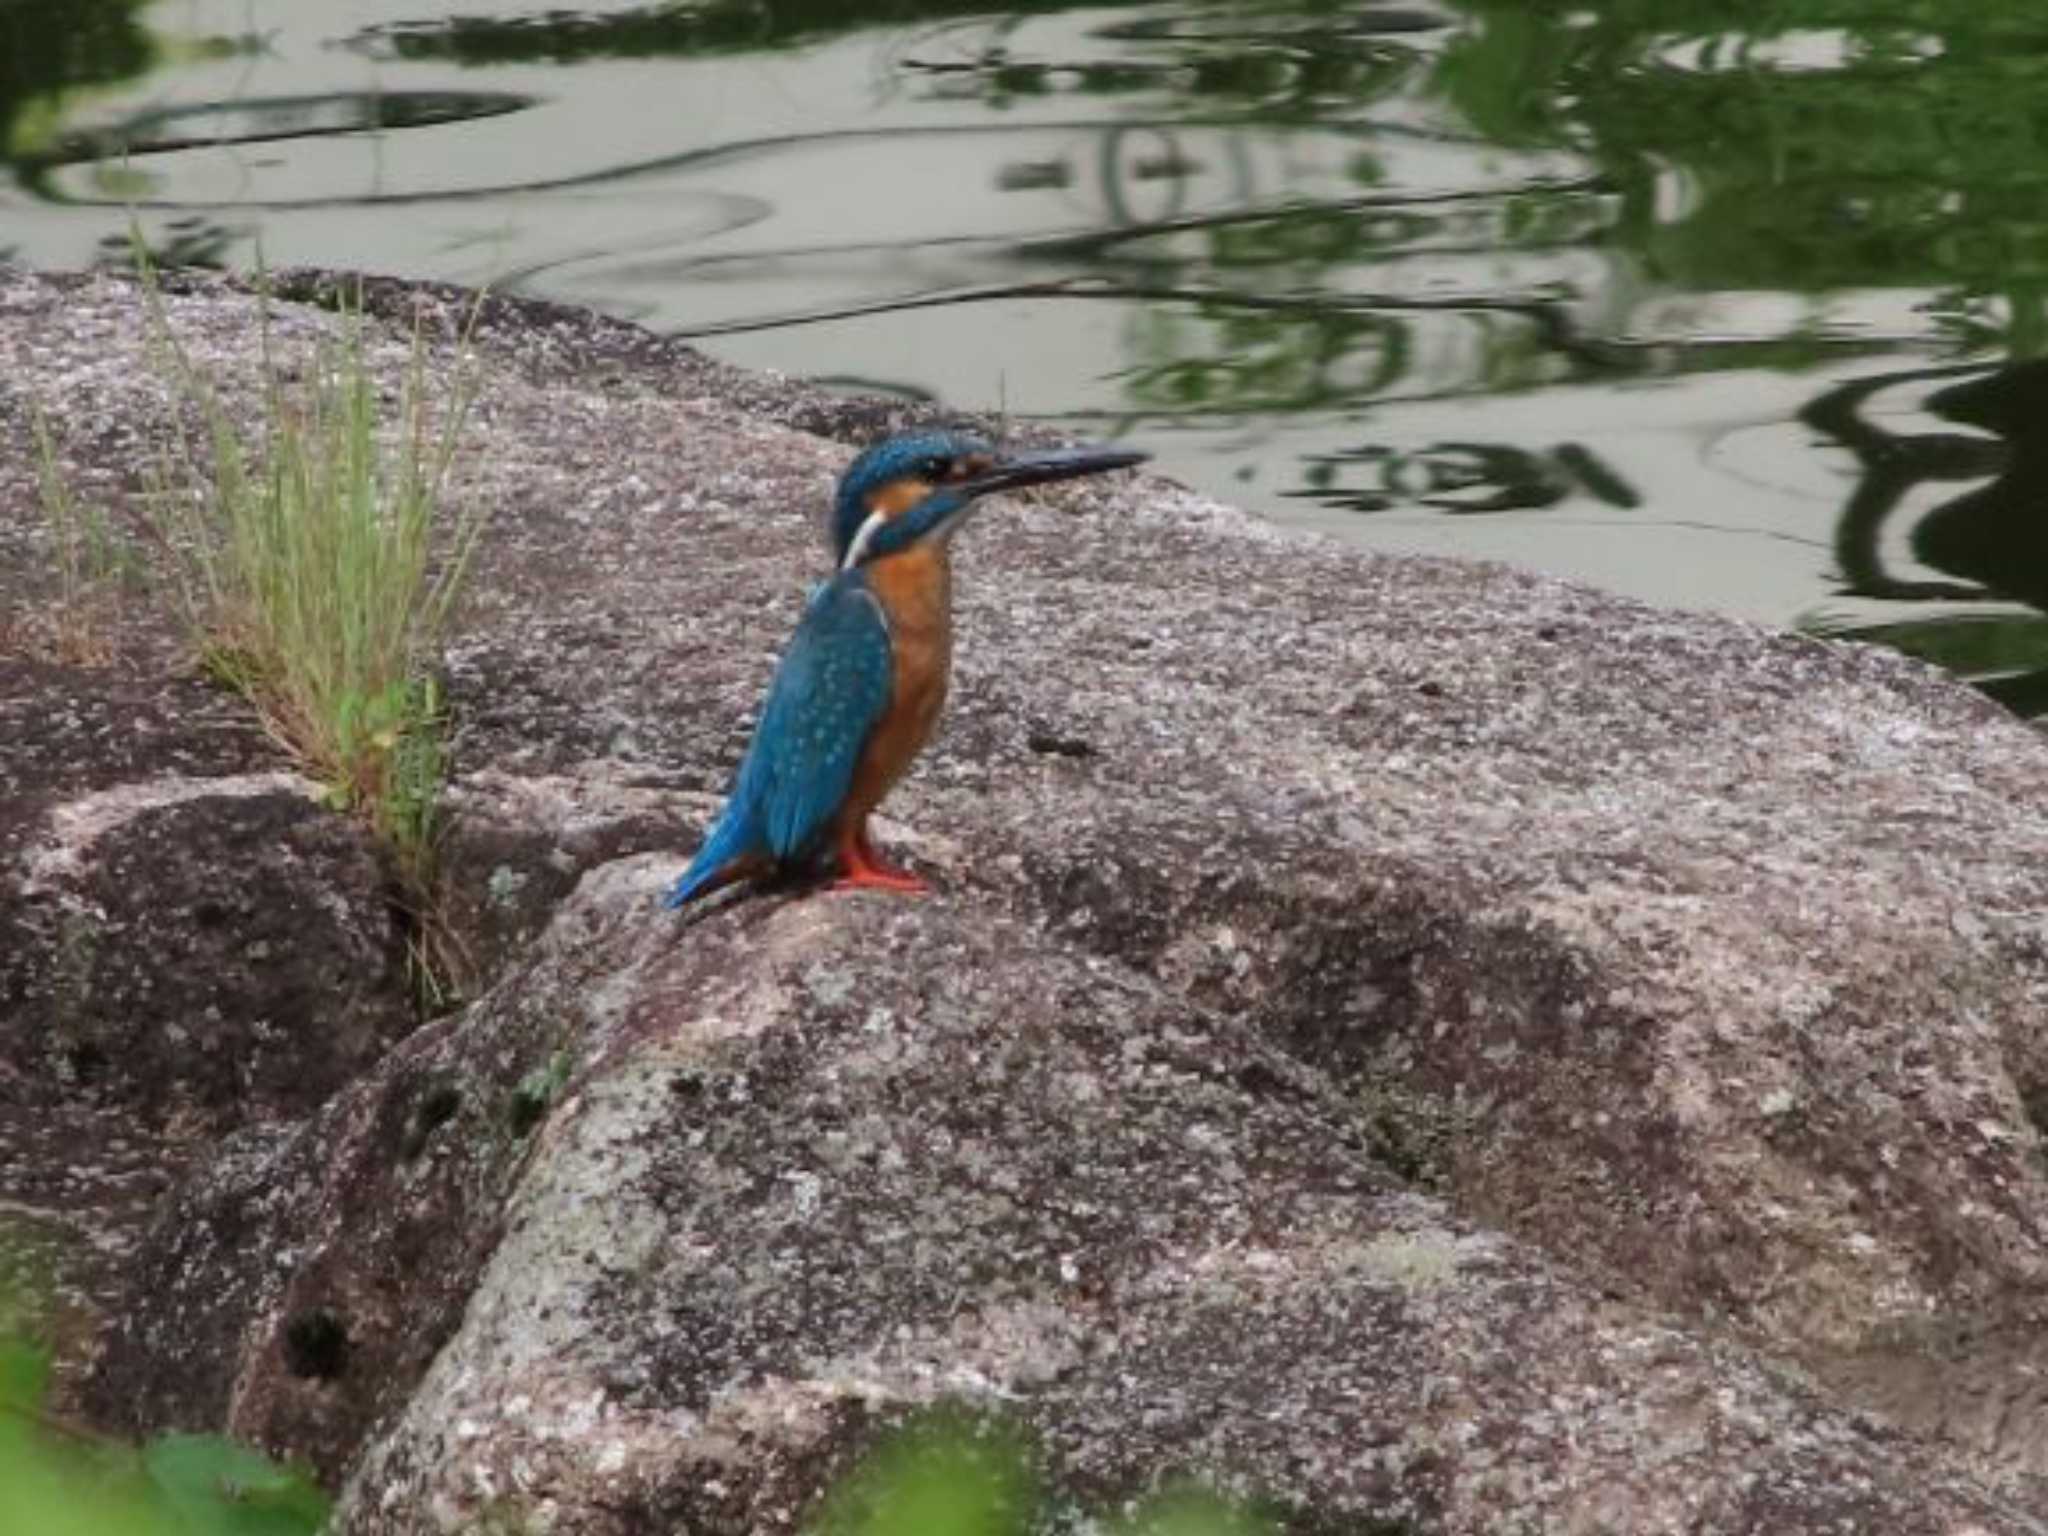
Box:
[662, 570, 893, 907]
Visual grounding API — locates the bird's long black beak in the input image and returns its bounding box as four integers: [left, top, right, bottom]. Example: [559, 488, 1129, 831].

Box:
[958, 445, 1150, 500]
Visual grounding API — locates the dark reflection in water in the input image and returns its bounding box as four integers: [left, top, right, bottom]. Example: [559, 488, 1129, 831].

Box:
[8, 0, 2048, 710]
[1289, 439, 1639, 515]
[1, 0, 155, 156]
[96, 216, 244, 269]
[354, 1, 1110, 67]
[28, 92, 534, 181]
[1804, 361, 2048, 714]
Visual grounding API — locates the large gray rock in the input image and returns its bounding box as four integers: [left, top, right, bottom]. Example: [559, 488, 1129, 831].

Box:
[5, 263, 2048, 1530]
[0, 656, 416, 1342]
[335, 865, 2042, 1535]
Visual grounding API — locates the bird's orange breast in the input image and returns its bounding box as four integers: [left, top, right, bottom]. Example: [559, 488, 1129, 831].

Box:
[844, 543, 953, 822]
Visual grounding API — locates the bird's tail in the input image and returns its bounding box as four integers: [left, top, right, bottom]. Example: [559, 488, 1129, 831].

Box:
[660, 814, 758, 911]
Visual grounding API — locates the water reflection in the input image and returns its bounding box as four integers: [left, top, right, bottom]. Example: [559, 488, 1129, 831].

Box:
[1290, 439, 1639, 515]
[0, 0, 156, 160]
[1802, 360, 2048, 713]
[5, 0, 2048, 709]
[350, 1, 1100, 68]
[27, 91, 534, 201]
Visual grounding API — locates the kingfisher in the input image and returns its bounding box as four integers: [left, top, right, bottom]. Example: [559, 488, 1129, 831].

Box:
[661, 429, 1149, 910]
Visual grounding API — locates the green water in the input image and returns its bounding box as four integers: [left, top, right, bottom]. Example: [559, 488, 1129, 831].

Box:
[7, 0, 2048, 708]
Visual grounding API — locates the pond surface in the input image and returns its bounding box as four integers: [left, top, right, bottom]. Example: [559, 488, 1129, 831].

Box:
[8, 0, 2048, 709]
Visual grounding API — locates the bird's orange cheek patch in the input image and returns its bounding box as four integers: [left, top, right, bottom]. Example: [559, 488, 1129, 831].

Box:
[867, 479, 934, 520]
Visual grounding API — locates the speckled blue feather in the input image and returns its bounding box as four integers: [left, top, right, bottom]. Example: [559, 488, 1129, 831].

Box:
[661, 572, 893, 909]
[831, 429, 990, 564]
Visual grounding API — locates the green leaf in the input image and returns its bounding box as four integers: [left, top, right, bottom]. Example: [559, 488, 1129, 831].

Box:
[805, 1413, 1033, 1536]
[141, 1433, 330, 1536]
[0, 1336, 50, 1416]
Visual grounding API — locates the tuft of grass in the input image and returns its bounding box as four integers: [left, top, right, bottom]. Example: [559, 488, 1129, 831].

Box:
[19, 408, 136, 667]
[134, 250, 489, 992]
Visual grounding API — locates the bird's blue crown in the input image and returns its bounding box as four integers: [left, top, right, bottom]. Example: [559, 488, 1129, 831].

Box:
[830, 429, 991, 565]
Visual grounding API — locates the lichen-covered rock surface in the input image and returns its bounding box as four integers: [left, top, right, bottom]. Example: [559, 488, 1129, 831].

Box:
[5, 263, 2048, 1533]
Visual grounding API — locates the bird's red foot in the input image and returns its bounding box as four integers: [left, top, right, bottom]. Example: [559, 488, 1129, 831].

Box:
[829, 831, 930, 895]
[829, 866, 930, 895]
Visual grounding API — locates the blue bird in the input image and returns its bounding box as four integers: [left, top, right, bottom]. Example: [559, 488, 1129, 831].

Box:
[662, 430, 1149, 910]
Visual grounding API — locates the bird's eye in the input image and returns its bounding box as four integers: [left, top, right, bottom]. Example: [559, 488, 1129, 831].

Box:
[927, 457, 955, 481]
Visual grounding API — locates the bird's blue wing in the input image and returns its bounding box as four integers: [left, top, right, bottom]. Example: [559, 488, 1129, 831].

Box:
[664, 575, 893, 909]
[731, 572, 894, 863]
